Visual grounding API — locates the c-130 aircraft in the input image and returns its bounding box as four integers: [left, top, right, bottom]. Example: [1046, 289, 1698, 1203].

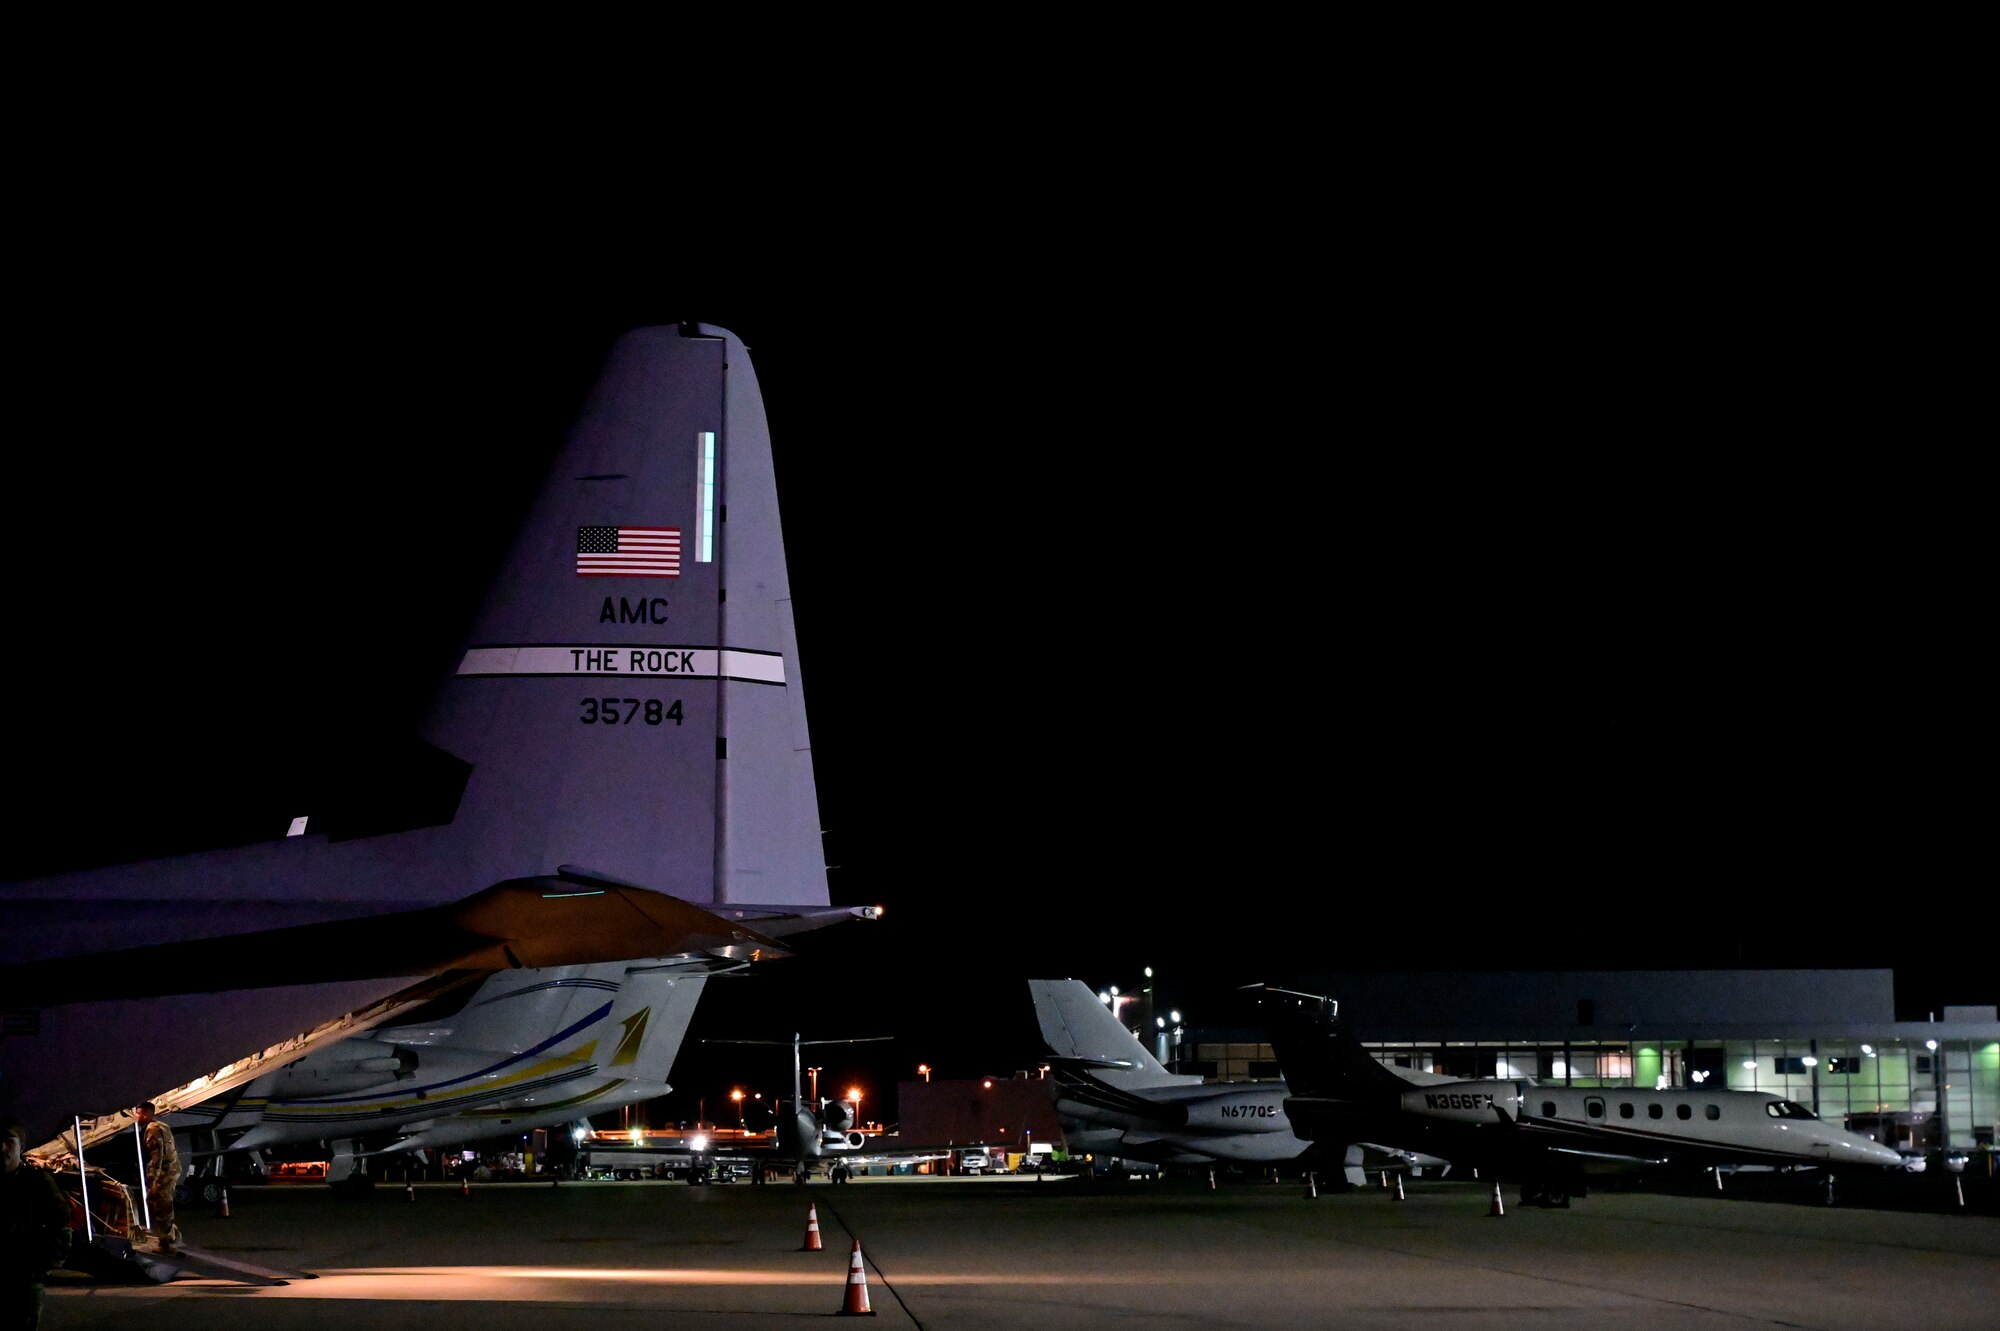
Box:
[0, 324, 875, 1219]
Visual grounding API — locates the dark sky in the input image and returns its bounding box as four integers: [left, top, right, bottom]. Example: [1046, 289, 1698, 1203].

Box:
[3, 237, 1986, 1123]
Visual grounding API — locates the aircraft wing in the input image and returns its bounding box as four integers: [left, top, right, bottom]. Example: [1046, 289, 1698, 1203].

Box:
[1545, 1146, 1672, 1165]
[0, 875, 791, 1006]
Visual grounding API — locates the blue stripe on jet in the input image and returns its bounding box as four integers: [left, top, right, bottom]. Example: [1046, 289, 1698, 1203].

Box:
[280, 1001, 616, 1105]
[263, 1066, 602, 1124]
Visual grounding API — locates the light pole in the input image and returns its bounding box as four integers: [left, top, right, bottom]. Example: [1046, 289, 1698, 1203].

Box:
[808, 1066, 821, 1105]
[918, 1064, 932, 1083]
[730, 1088, 745, 1131]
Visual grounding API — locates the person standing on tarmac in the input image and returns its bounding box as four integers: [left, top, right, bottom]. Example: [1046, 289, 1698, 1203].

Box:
[132, 1103, 181, 1253]
[1, 1118, 73, 1331]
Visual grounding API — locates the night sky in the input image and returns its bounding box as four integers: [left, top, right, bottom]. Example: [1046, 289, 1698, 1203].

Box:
[4, 261, 1985, 1127]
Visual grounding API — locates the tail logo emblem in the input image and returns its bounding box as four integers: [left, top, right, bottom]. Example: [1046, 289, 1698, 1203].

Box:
[611, 1008, 651, 1066]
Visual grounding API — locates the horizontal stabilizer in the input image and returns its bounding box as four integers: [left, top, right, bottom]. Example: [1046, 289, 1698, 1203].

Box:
[1043, 1053, 1140, 1071]
[1, 879, 788, 1007]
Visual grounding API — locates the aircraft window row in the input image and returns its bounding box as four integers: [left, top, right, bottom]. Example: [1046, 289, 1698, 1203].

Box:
[1549, 1100, 1723, 1121]
[1618, 1103, 1673, 1120]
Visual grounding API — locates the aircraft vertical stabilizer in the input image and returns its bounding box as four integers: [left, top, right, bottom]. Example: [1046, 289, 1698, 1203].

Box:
[428, 323, 825, 907]
[1030, 979, 1196, 1089]
[0, 323, 843, 1138]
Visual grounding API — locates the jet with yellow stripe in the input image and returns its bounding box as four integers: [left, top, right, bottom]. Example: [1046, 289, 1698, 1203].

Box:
[180, 952, 717, 1167]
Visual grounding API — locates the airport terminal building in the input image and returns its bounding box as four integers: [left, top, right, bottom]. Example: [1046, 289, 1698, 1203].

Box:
[1177, 971, 1998, 1156]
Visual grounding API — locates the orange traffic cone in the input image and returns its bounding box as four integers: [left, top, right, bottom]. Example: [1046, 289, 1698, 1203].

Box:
[1488, 1182, 1505, 1217]
[803, 1203, 824, 1251]
[461, 1175, 471, 1198]
[838, 1239, 874, 1316]
[1379, 1169, 1389, 1188]
[406, 1179, 417, 1202]
[216, 1187, 231, 1219]
[1305, 1171, 1317, 1199]
[1394, 1174, 1406, 1201]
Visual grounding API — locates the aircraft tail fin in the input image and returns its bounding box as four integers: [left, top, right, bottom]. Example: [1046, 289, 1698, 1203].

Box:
[1029, 979, 1189, 1088]
[1254, 986, 1407, 1102]
[399, 960, 712, 1087]
[419, 323, 827, 908]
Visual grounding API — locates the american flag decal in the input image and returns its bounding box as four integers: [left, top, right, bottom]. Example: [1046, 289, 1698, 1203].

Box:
[576, 526, 681, 578]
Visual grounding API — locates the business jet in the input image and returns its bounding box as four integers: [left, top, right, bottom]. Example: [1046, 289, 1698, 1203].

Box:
[702, 1032, 894, 1180]
[1030, 979, 1444, 1182]
[0, 324, 873, 1206]
[1256, 986, 1904, 1207]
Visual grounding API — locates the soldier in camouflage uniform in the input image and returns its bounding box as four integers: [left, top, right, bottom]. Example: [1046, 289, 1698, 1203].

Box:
[133, 1102, 181, 1253]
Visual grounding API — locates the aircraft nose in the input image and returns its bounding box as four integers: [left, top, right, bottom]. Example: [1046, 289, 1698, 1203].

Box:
[1848, 1137, 1903, 1167]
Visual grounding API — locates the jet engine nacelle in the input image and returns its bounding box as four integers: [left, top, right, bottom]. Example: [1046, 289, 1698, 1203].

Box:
[1182, 1089, 1293, 1133]
[263, 1041, 417, 1096]
[819, 1099, 855, 1132]
[1401, 1081, 1527, 1123]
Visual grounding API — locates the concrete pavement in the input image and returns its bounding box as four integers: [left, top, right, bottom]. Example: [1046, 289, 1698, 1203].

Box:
[45, 1175, 2000, 1330]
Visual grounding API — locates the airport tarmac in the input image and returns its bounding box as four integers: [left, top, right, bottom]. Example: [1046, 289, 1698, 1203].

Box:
[46, 1175, 2000, 1330]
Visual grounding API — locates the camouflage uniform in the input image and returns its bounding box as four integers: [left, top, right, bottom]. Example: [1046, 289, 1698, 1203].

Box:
[140, 1118, 181, 1250]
